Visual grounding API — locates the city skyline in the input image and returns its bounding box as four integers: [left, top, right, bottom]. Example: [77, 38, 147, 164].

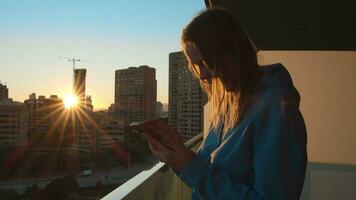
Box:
[0, 1, 204, 109]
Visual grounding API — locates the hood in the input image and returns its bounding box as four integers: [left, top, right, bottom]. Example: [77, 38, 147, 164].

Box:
[257, 63, 301, 105]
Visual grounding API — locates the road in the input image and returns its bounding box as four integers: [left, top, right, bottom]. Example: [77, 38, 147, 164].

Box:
[0, 160, 158, 194]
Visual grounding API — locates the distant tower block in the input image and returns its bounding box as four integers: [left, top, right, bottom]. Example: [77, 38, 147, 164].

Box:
[115, 65, 157, 125]
[0, 82, 9, 101]
[73, 69, 87, 106]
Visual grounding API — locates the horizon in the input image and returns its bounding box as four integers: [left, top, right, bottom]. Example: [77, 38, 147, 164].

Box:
[0, 0, 204, 109]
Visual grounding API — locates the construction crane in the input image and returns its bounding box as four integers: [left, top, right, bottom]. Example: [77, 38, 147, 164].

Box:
[58, 56, 83, 96]
[58, 56, 81, 71]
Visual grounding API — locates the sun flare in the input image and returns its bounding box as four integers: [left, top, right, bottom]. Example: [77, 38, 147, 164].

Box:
[63, 93, 78, 109]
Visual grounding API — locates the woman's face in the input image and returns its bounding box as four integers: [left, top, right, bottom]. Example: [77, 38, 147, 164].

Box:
[183, 42, 213, 84]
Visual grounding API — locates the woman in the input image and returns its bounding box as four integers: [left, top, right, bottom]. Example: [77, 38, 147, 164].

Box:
[139, 8, 307, 200]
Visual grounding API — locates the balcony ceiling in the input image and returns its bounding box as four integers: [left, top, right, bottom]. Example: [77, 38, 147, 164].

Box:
[205, 0, 356, 50]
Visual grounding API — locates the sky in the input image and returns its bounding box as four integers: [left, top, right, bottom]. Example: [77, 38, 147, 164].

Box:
[0, 0, 205, 109]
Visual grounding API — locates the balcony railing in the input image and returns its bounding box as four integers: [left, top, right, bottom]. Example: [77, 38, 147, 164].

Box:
[102, 132, 356, 200]
[102, 133, 204, 200]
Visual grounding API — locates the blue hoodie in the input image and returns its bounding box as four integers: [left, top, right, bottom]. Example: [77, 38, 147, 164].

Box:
[179, 63, 308, 200]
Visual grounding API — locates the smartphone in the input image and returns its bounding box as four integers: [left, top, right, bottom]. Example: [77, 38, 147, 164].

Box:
[130, 122, 163, 142]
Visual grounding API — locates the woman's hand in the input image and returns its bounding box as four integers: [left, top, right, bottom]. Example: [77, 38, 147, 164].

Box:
[138, 120, 195, 173]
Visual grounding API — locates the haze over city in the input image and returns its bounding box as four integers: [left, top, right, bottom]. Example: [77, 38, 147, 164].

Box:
[0, 0, 204, 109]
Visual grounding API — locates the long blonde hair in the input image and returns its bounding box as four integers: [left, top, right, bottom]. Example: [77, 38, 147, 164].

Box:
[182, 8, 261, 134]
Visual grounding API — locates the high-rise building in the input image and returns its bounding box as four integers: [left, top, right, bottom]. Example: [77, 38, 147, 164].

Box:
[0, 99, 28, 145]
[168, 51, 207, 142]
[115, 65, 157, 125]
[73, 69, 86, 107]
[72, 69, 98, 152]
[0, 83, 9, 101]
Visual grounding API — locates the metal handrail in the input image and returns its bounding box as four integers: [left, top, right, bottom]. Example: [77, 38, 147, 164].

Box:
[101, 133, 203, 200]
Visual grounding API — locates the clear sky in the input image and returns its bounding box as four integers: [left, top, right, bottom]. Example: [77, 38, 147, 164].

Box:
[0, 0, 205, 109]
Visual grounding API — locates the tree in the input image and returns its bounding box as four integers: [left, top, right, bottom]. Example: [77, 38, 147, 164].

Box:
[44, 175, 79, 200]
[0, 188, 21, 200]
[25, 183, 46, 200]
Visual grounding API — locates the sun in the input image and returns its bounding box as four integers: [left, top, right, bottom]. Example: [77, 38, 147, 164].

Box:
[63, 93, 78, 109]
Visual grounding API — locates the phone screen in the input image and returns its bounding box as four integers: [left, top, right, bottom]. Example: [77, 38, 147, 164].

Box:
[130, 122, 162, 142]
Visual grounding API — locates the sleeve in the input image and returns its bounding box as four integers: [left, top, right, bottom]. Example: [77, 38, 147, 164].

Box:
[179, 94, 307, 200]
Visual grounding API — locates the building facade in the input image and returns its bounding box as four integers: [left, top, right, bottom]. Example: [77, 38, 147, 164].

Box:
[75, 111, 97, 153]
[24, 94, 64, 139]
[156, 101, 163, 118]
[114, 65, 157, 125]
[85, 95, 93, 112]
[0, 99, 28, 145]
[168, 51, 207, 142]
[95, 111, 125, 151]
